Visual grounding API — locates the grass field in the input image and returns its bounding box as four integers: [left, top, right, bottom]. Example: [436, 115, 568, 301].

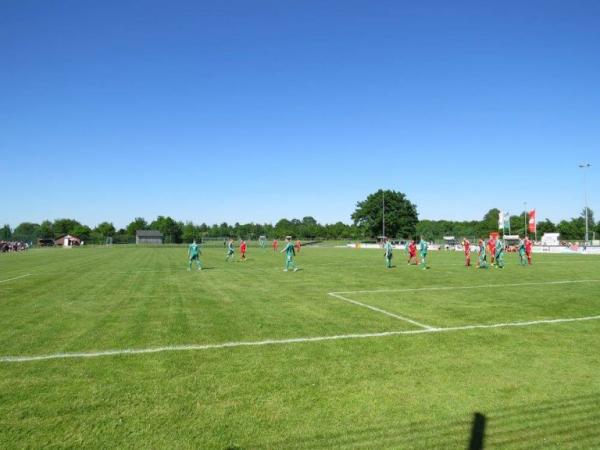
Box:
[1, 245, 600, 449]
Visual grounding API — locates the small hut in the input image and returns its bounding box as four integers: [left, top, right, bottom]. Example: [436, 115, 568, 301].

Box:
[136, 230, 163, 245]
[55, 235, 82, 247]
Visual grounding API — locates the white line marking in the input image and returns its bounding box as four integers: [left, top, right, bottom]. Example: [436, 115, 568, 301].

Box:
[328, 292, 435, 329]
[0, 273, 32, 284]
[332, 279, 600, 295]
[2, 315, 600, 363]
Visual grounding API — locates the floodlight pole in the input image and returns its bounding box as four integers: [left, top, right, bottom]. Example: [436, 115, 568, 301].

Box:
[523, 202, 527, 238]
[382, 190, 386, 239]
[579, 163, 591, 244]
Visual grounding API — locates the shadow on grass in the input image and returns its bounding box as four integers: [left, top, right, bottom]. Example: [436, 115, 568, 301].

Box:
[260, 393, 600, 449]
[468, 412, 486, 450]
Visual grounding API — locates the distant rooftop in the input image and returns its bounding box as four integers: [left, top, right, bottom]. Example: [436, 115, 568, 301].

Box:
[135, 230, 163, 237]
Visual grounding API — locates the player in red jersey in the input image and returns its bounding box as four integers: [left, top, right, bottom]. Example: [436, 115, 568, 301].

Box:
[488, 237, 496, 266]
[295, 239, 302, 253]
[524, 236, 533, 265]
[272, 239, 278, 252]
[240, 240, 247, 261]
[407, 240, 418, 265]
[462, 238, 471, 267]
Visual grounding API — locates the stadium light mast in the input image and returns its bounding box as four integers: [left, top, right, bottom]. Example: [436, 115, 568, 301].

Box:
[382, 190, 386, 239]
[579, 163, 591, 244]
[523, 202, 527, 237]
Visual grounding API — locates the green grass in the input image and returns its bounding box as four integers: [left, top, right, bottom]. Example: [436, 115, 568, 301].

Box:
[1, 246, 600, 448]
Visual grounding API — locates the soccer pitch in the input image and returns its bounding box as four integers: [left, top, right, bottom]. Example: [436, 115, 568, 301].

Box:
[1, 246, 600, 448]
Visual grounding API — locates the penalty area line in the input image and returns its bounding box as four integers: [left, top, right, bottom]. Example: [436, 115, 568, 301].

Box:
[328, 292, 435, 330]
[2, 315, 600, 363]
[332, 279, 600, 295]
[0, 273, 32, 284]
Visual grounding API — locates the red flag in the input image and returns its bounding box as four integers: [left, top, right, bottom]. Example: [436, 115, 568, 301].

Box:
[528, 210, 536, 233]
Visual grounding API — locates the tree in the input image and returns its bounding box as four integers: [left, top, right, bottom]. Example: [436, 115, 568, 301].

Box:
[302, 216, 317, 226]
[53, 218, 82, 237]
[478, 208, 501, 236]
[301, 216, 319, 238]
[182, 222, 202, 243]
[38, 221, 54, 239]
[581, 207, 595, 226]
[509, 214, 524, 236]
[352, 189, 418, 239]
[95, 222, 116, 237]
[0, 224, 11, 240]
[275, 218, 294, 238]
[536, 219, 556, 236]
[581, 208, 596, 239]
[150, 216, 182, 243]
[557, 220, 577, 241]
[126, 217, 148, 236]
[71, 225, 92, 241]
[12, 223, 40, 242]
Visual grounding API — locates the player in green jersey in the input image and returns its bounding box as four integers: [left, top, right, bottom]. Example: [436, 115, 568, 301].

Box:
[188, 240, 202, 271]
[477, 239, 489, 269]
[518, 238, 527, 266]
[419, 237, 429, 269]
[383, 238, 393, 268]
[281, 236, 298, 272]
[495, 238, 505, 268]
[225, 238, 235, 262]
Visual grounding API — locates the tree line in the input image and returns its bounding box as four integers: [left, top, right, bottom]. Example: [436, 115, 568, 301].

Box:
[0, 216, 366, 244]
[1, 190, 596, 244]
[416, 208, 597, 242]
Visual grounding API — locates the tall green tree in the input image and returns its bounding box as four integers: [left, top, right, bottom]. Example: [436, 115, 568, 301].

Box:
[150, 216, 183, 243]
[38, 221, 54, 239]
[12, 223, 40, 242]
[53, 218, 82, 237]
[275, 218, 294, 238]
[182, 222, 202, 242]
[581, 207, 595, 233]
[536, 218, 556, 236]
[509, 213, 525, 236]
[126, 217, 148, 236]
[557, 220, 578, 240]
[478, 208, 501, 236]
[301, 216, 319, 238]
[0, 224, 11, 240]
[351, 189, 418, 239]
[95, 222, 116, 237]
[71, 225, 92, 241]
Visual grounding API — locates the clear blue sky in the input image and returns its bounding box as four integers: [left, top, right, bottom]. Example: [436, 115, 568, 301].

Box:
[1, 0, 598, 229]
